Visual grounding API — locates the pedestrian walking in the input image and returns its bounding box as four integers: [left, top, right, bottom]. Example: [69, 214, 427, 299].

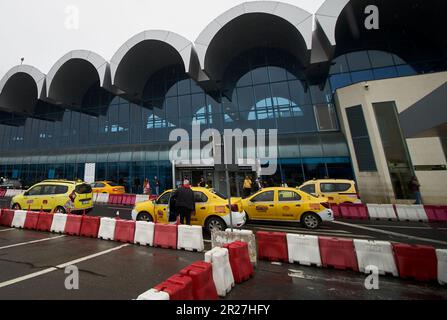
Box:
[143, 178, 151, 195]
[154, 176, 160, 196]
[409, 176, 423, 205]
[243, 176, 253, 198]
[172, 179, 196, 225]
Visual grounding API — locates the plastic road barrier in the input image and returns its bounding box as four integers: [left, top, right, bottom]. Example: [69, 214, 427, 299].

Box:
[0, 189, 6, 197]
[287, 234, 322, 267]
[51, 213, 67, 234]
[330, 204, 342, 219]
[154, 223, 177, 250]
[220, 229, 257, 266]
[80, 216, 101, 238]
[256, 231, 288, 263]
[11, 210, 27, 228]
[339, 203, 369, 220]
[122, 195, 136, 206]
[223, 241, 254, 284]
[367, 204, 397, 221]
[136, 289, 170, 300]
[180, 261, 219, 300]
[134, 221, 155, 246]
[205, 247, 235, 297]
[64, 214, 83, 236]
[0, 209, 15, 227]
[436, 249, 447, 285]
[424, 205, 447, 222]
[154, 274, 194, 300]
[95, 193, 109, 204]
[108, 194, 123, 205]
[353, 240, 399, 277]
[177, 225, 204, 252]
[5, 189, 22, 197]
[395, 205, 428, 222]
[24, 211, 39, 230]
[393, 243, 438, 282]
[114, 220, 136, 243]
[135, 195, 150, 204]
[319, 237, 359, 271]
[98, 217, 116, 241]
[36, 212, 54, 232]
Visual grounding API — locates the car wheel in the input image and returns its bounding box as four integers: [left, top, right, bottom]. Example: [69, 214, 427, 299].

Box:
[301, 212, 321, 230]
[11, 203, 21, 210]
[205, 216, 227, 234]
[54, 206, 66, 214]
[137, 212, 154, 222]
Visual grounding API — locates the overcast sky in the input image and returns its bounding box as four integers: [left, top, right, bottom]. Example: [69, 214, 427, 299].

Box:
[0, 0, 325, 77]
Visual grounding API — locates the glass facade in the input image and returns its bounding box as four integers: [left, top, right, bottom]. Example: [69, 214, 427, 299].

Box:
[4, 46, 442, 194]
[0, 47, 352, 192]
[329, 50, 418, 91]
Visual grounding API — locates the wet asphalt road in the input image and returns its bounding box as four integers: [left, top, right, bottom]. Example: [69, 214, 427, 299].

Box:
[0, 197, 446, 300]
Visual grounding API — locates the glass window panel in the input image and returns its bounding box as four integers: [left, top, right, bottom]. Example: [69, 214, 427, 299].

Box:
[350, 70, 374, 83]
[347, 51, 371, 71]
[315, 104, 338, 131]
[178, 95, 192, 118]
[251, 67, 269, 85]
[329, 55, 349, 74]
[288, 80, 311, 106]
[397, 65, 417, 77]
[236, 87, 255, 112]
[177, 79, 191, 96]
[368, 50, 395, 68]
[373, 66, 398, 80]
[268, 67, 287, 82]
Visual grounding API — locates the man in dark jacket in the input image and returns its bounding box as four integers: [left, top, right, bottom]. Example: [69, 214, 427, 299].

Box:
[173, 179, 196, 225]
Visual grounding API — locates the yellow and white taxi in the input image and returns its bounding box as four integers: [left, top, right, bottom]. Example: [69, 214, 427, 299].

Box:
[131, 187, 246, 233]
[299, 179, 361, 205]
[11, 180, 93, 214]
[241, 187, 334, 229]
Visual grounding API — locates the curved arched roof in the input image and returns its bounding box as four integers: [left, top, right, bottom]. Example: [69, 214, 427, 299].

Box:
[194, 1, 313, 86]
[0, 65, 46, 114]
[314, 0, 350, 47]
[110, 30, 198, 100]
[46, 50, 111, 106]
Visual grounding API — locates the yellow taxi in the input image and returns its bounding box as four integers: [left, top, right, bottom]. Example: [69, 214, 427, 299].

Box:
[241, 187, 334, 229]
[298, 179, 361, 205]
[131, 187, 246, 233]
[11, 180, 93, 214]
[91, 181, 125, 195]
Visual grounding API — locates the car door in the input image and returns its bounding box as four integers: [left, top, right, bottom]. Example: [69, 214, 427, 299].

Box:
[193, 191, 209, 226]
[25, 185, 44, 210]
[245, 190, 277, 220]
[154, 191, 171, 223]
[40, 185, 58, 211]
[300, 183, 317, 197]
[277, 189, 303, 221]
[320, 183, 338, 204]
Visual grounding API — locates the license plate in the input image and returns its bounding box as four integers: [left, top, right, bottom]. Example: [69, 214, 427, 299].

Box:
[81, 200, 90, 205]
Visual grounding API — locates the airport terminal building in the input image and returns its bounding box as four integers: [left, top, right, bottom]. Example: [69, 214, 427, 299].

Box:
[0, 0, 446, 204]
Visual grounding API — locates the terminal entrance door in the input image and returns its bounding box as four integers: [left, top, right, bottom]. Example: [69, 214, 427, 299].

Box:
[176, 166, 255, 197]
[176, 168, 215, 189]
